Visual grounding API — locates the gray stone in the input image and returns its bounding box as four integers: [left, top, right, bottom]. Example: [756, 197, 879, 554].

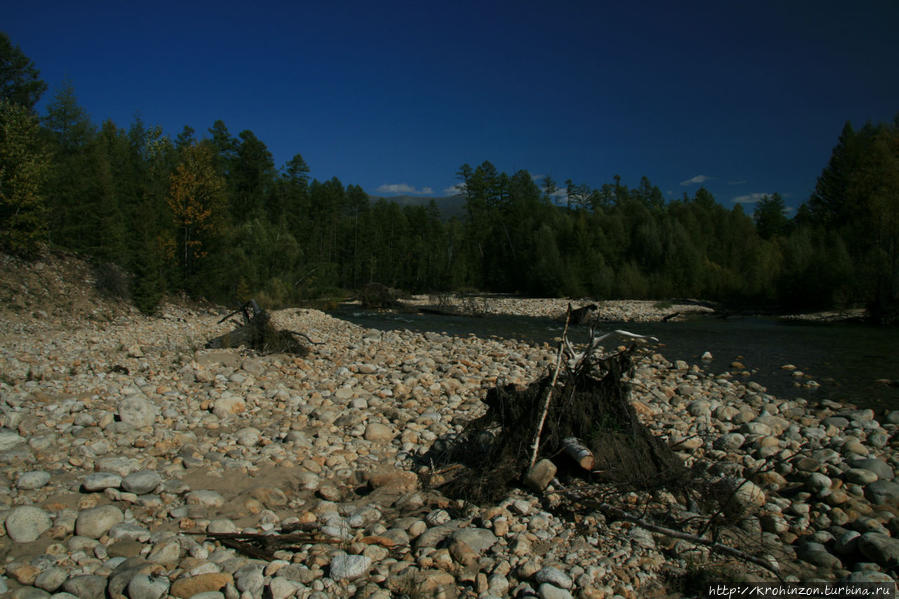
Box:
[451, 528, 498, 554]
[858, 532, 899, 567]
[207, 519, 239, 534]
[687, 400, 711, 418]
[363, 422, 394, 442]
[715, 433, 745, 450]
[122, 470, 162, 495]
[5, 505, 52, 542]
[62, 575, 107, 599]
[0, 430, 25, 451]
[805, 472, 832, 494]
[797, 542, 842, 570]
[845, 468, 878, 485]
[537, 583, 574, 599]
[235, 564, 265, 594]
[268, 577, 301, 599]
[128, 574, 170, 599]
[850, 458, 894, 481]
[15, 471, 50, 490]
[118, 394, 159, 428]
[525, 459, 557, 491]
[329, 552, 371, 580]
[535, 566, 573, 589]
[96, 456, 140, 476]
[236, 427, 261, 447]
[34, 567, 67, 592]
[11, 588, 50, 599]
[833, 530, 861, 555]
[866, 480, 899, 505]
[147, 539, 181, 565]
[186, 490, 226, 508]
[82, 472, 123, 492]
[76, 505, 124, 538]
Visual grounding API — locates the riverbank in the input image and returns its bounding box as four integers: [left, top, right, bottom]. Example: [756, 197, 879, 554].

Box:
[1, 255, 897, 598]
[394, 295, 716, 322]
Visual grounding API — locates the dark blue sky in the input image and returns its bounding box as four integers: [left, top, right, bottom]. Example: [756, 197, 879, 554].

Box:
[7, 1, 898, 211]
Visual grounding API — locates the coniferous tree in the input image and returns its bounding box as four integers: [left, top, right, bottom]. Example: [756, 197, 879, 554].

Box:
[0, 33, 47, 112]
[0, 99, 48, 256]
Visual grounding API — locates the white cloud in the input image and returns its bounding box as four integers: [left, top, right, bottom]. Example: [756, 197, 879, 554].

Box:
[680, 174, 711, 186]
[443, 183, 465, 196]
[732, 192, 770, 204]
[376, 183, 434, 196]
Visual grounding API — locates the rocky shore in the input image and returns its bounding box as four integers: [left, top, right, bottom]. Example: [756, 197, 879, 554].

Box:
[398, 295, 715, 322]
[1, 254, 897, 599]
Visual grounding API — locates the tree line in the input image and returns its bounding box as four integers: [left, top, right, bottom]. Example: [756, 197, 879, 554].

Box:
[1, 33, 897, 321]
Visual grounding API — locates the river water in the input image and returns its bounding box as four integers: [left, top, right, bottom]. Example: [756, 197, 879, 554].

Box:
[330, 306, 898, 413]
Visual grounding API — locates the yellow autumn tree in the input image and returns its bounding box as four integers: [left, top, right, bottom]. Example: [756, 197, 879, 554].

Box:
[167, 142, 226, 278]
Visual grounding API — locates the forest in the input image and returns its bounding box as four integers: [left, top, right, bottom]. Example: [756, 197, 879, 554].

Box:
[1, 33, 897, 322]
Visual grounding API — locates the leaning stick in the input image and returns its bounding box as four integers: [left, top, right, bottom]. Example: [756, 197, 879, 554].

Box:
[529, 306, 572, 469]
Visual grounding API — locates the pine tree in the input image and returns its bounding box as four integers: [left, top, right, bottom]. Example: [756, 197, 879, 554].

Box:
[0, 99, 48, 256]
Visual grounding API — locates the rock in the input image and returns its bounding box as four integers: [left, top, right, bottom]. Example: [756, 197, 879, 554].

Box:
[866, 480, 899, 506]
[0, 430, 25, 451]
[729, 479, 766, 508]
[128, 574, 170, 599]
[525, 459, 557, 492]
[122, 470, 162, 495]
[62, 575, 107, 599]
[147, 539, 182, 565]
[850, 458, 894, 481]
[170, 573, 234, 598]
[329, 552, 371, 580]
[366, 467, 419, 492]
[75, 505, 124, 538]
[15, 471, 50, 490]
[236, 427, 261, 447]
[34, 567, 67, 592]
[212, 394, 245, 418]
[11, 588, 50, 599]
[538, 583, 574, 599]
[186, 490, 226, 508]
[715, 432, 745, 451]
[796, 542, 842, 569]
[234, 564, 264, 595]
[857, 532, 899, 567]
[535, 566, 573, 589]
[805, 472, 833, 494]
[451, 528, 498, 554]
[364, 422, 394, 442]
[5, 506, 52, 542]
[82, 472, 123, 492]
[268, 577, 301, 599]
[845, 468, 878, 485]
[118, 394, 159, 428]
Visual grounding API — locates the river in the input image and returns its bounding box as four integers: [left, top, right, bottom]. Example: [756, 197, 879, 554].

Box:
[329, 306, 899, 413]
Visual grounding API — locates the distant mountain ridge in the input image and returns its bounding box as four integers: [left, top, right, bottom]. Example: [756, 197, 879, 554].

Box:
[369, 194, 467, 220]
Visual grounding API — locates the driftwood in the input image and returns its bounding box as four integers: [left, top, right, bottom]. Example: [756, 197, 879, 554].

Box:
[568, 302, 598, 325]
[599, 503, 782, 579]
[189, 526, 400, 561]
[561, 437, 595, 471]
[206, 300, 317, 355]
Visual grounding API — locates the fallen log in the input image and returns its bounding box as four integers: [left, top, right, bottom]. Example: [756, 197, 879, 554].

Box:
[561, 437, 595, 471]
